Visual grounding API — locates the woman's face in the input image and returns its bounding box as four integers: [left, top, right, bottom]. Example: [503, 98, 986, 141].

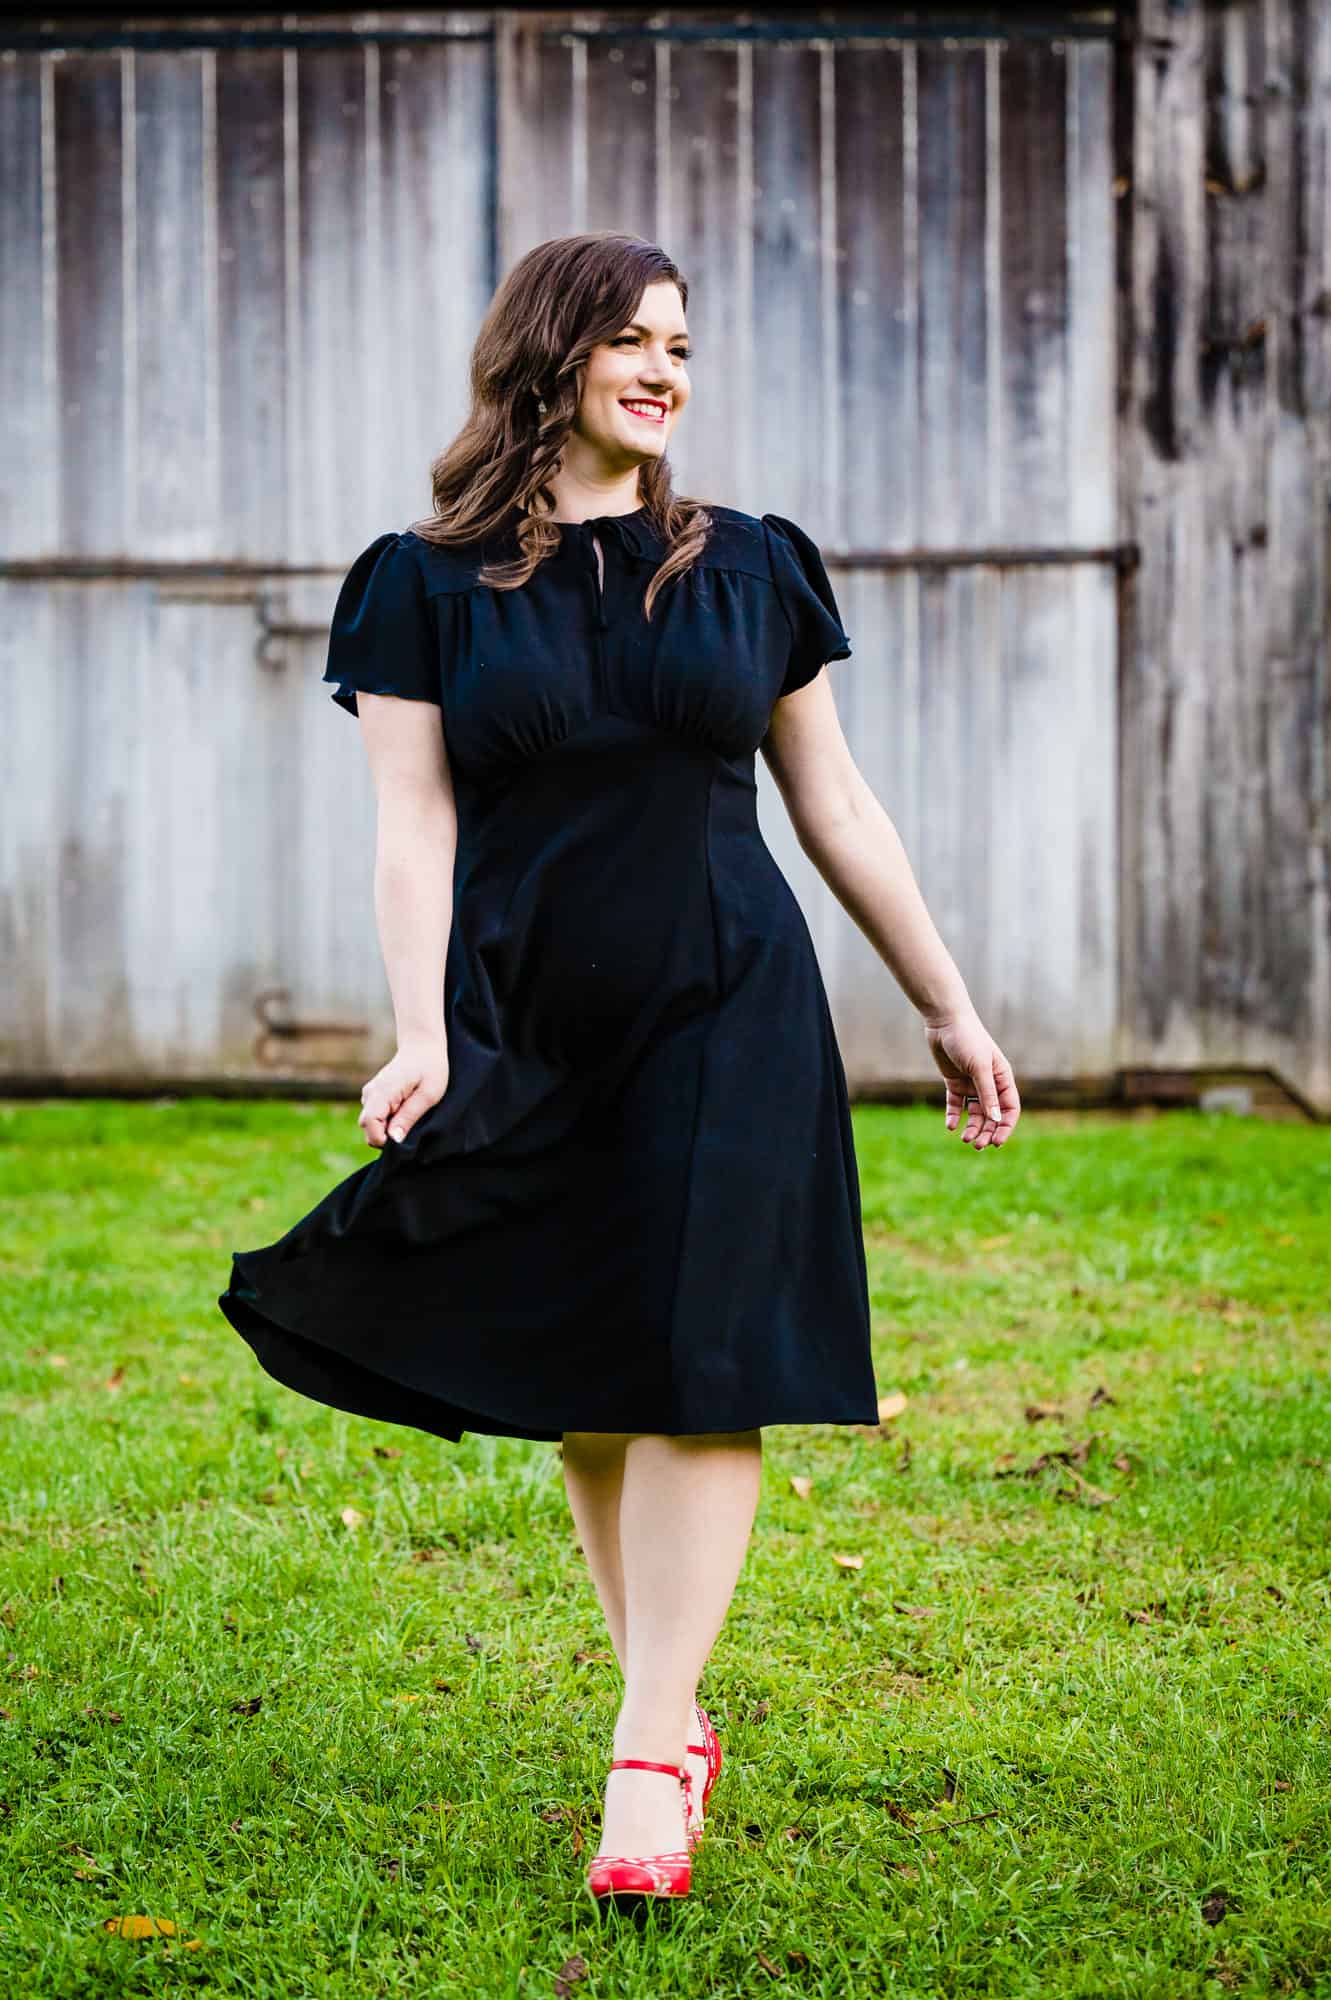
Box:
[572, 281, 691, 471]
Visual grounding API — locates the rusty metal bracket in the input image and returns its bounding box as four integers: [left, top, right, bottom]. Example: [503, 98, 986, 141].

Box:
[253, 584, 332, 673]
[251, 987, 369, 1069]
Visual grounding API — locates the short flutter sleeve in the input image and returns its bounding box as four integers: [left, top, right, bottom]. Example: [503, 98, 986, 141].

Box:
[761, 513, 852, 699]
[321, 531, 441, 716]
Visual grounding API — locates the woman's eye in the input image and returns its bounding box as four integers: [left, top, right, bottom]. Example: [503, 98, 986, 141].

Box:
[613, 336, 693, 360]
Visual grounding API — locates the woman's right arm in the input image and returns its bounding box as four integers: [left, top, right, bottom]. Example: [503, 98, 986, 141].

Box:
[354, 693, 457, 1148]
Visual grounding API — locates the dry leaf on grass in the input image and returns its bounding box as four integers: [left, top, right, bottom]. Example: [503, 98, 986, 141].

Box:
[789, 1475, 813, 1500]
[540, 1805, 586, 1858]
[1054, 1466, 1116, 1506]
[996, 1434, 1107, 1485]
[877, 1392, 908, 1422]
[831, 1552, 864, 1570]
[339, 1507, 364, 1529]
[102, 1915, 189, 1941]
[1023, 1401, 1064, 1422]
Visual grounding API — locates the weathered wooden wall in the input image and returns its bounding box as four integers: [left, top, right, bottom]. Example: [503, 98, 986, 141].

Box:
[1120, 0, 1331, 1109]
[1, 6, 1326, 1107]
[0, 13, 497, 1082]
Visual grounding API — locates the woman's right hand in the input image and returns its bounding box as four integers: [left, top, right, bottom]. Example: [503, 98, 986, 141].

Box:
[358, 1036, 450, 1149]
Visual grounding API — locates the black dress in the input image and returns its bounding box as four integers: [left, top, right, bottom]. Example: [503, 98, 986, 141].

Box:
[217, 502, 879, 1442]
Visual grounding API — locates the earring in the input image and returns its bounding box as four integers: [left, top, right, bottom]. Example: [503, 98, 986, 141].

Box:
[537, 398, 547, 417]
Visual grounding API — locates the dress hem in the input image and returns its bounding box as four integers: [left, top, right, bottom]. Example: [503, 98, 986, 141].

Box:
[217, 1282, 881, 1445]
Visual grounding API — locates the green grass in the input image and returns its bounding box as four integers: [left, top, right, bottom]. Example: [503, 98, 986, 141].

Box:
[1, 1098, 1328, 1998]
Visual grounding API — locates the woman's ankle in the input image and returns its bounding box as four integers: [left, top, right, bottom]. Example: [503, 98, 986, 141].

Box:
[612, 1697, 695, 1767]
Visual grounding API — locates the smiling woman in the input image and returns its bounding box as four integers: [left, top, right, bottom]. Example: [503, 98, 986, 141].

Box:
[217, 228, 1018, 1915]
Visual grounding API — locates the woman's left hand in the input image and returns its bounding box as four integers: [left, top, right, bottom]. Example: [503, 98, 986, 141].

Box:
[924, 1010, 1021, 1150]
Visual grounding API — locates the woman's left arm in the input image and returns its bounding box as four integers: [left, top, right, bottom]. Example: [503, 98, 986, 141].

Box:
[762, 672, 1021, 1152]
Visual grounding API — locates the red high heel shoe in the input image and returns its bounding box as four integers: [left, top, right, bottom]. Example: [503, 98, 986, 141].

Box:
[585, 1758, 692, 1906]
[684, 1704, 723, 1850]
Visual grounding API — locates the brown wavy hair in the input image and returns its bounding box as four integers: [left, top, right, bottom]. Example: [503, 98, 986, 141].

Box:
[406, 232, 712, 622]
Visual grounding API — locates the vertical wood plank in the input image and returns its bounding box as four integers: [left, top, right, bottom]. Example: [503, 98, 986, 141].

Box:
[215, 46, 288, 559]
[998, 38, 1070, 540]
[0, 56, 56, 555]
[133, 50, 211, 549]
[751, 35, 831, 530]
[378, 35, 494, 534]
[835, 41, 912, 550]
[497, 16, 577, 267]
[661, 40, 747, 507]
[916, 43, 989, 546]
[0, 584, 59, 1068]
[52, 52, 125, 554]
[289, 43, 372, 563]
[585, 31, 658, 232]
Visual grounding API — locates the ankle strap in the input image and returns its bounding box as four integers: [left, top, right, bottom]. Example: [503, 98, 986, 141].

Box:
[609, 1757, 684, 1779]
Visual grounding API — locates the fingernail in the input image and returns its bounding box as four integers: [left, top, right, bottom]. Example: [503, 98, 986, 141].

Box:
[389, 1126, 404, 1141]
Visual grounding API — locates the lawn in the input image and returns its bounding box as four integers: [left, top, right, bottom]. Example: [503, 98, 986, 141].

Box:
[0, 1097, 1328, 1998]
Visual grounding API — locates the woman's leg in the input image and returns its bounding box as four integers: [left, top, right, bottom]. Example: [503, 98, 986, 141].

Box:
[563, 1428, 734, 1830]
[561, 1431, 630, 1665]
[597, 1429, 763, 1858]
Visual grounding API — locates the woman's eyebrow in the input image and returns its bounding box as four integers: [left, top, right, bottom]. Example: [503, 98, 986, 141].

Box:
[623, 322, 690, 339]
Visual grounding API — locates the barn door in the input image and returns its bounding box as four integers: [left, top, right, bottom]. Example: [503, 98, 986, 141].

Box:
[0, 15, 495, 1084]
[497, 10, 1121, 1089]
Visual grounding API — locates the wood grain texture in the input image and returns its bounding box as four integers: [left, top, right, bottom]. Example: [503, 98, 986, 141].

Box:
[1121, 0, 1331, 1106]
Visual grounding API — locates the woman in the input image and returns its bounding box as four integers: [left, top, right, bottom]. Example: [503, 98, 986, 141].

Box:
[218, 231, 1020, 1909]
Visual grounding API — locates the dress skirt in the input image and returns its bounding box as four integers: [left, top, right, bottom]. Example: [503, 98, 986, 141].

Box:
[217, 506, 881, 1443]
